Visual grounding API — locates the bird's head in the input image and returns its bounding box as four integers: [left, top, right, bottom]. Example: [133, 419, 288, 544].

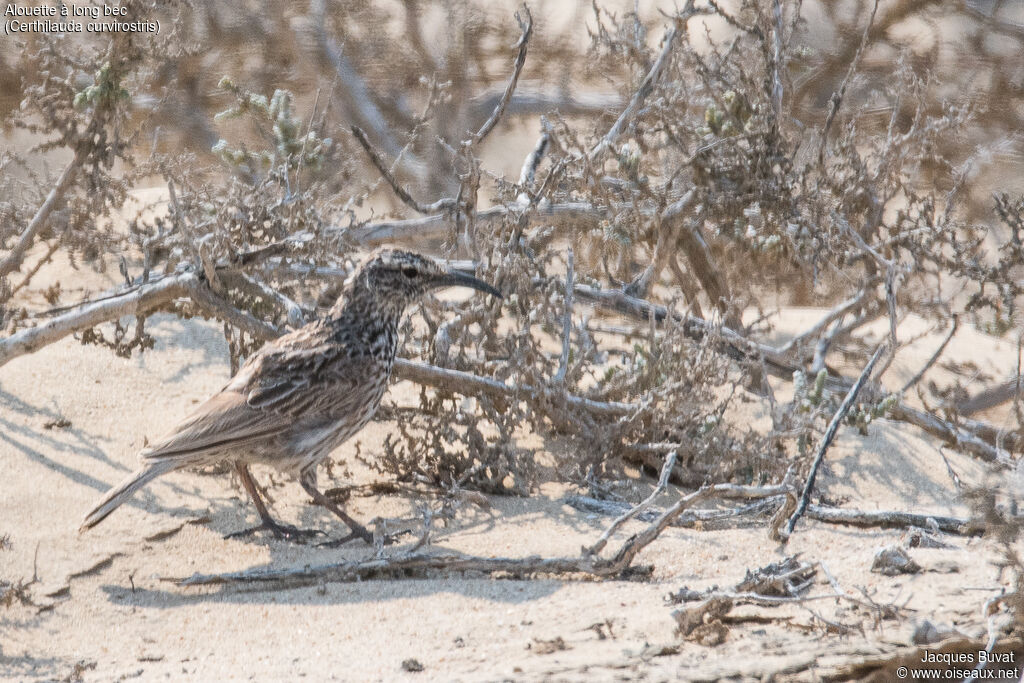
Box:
[340, 248, 501, 317]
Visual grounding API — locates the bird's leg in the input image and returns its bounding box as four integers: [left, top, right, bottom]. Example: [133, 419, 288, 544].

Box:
[299, 469, 374, 546]
[225, 463, 322, 541]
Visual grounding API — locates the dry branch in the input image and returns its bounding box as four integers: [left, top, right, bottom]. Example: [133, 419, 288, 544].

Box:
[567, 284, 1010, 462]
[589, 20, 680, 160]
[308, 0, 420, 172]
[784, 344, 888, 538]
[817, 0, 880, 166]
[0, 151, 84, 279]
[467, 87, 622, 121]
[340, 201, 608, 245]
[472, 6, 533, 145]
[1, 261, 1012, 467]
[804, 505, 970, 533]
[554, 247, 574, 385]
[170, 484, 734, 588]
[889, 403, 1008, 464]
[174, 553, 594, 587]
[958, 376, 1024, 416]
[0, 272, 196, 367]
[392, 358, 633, 417]
[584, 451, 677, 557]
[587, 1, 708, 160]
[662, 194, 735, 320]
[777, 286, 873, 357]
[516, 133, 549, 205]
[350, 125, 453, 215]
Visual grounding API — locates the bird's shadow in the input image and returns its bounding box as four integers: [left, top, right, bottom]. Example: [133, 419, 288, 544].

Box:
[0, 315, 232, 514]
[93, 471, 627, 608]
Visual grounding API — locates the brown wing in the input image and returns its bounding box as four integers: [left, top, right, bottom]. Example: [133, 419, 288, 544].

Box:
[140, 390, 291, 463]
[243, 345, 389, 416]
[141, 335, 387, 463]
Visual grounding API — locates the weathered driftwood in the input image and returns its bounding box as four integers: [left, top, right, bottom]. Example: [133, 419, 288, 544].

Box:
[565, 493, 972, 534]
[170, 484, 730, 588]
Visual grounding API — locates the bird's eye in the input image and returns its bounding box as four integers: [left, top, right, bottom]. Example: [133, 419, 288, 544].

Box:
[402, 266, 417, 279]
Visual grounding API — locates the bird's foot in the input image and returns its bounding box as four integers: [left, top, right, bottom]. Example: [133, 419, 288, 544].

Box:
[225, 520, 324, 542]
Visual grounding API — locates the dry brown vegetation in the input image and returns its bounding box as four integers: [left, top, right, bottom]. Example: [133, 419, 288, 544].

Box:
[3, 0, 1024, 678]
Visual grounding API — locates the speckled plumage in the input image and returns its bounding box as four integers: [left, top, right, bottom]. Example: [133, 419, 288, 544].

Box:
[81, 249, 500, 541]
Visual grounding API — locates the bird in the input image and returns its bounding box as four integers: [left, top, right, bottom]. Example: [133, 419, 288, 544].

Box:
[80, 248, 501, 544]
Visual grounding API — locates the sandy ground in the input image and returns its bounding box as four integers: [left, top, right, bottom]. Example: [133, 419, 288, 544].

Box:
[2, 263, 1023, 682]
[0, 185, 1022, 681]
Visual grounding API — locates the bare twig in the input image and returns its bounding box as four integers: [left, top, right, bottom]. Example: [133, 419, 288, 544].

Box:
[308, 0, 419, 171]
[170, 483, 733, 587]
[173, 553, 597, 587]
[588, 0, 708, 160]
[218, 271, 309, 328]
[1, 151, 84, 279]
[584, 451, 677, 557]
[392, 358, 633, 417]
[889, 403, 1008, 464]
[167, 179, 220, 292]
[554, 247, 574, 385]
[468, 87, 622, 121]
[0, 272, 196, 367]
[662, 194, 735, 320]
[472, 6, 533, 145]
[518, 133, 549, 189]
[778, 287, 874, 356]
[565, 493, 782, 527]
[784, 343, 888, 538]
[350, 126, 454, 214]
[603, 485, 728, 571]
[810, 319, 842, 375]
[805, 504, 970, 533]
[901, 314, 958, 395]
[629, 190, 699, 299]
[8, 240, 61, 297]
[340, 201, 609, 245]
[569, 493, 973, 534]
[516, 133, 549, 205]
[817, 0, 880, 166]
[770, 0, 785, 121]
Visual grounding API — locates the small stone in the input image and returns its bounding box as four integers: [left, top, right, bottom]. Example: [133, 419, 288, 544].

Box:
[871, 544, 921, 576]
[401, 658, 424, 672]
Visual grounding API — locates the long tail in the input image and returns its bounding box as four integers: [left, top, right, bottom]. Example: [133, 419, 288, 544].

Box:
[80, 460, 177, 531]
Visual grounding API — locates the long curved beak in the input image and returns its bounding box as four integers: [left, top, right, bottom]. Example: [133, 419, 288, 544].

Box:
[433, 270, 502, 299]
